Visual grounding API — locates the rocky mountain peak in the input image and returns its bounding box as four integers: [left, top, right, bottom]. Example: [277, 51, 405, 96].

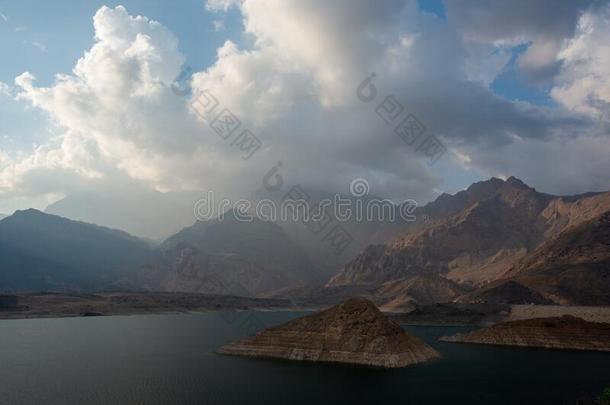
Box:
[328, 175, 610, 305]
[505, 176, 527, 187]
[423, 176, 543, 221]
[10, 208, 47, 219]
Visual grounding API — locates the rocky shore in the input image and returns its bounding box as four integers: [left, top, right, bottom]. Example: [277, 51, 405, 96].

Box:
[440, 315, 610, 352]
[218, 297, 440, 368]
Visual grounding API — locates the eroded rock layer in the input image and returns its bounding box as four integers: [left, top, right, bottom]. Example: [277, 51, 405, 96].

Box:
[218, 297, 440, 368]
[440, 315, 610, 352]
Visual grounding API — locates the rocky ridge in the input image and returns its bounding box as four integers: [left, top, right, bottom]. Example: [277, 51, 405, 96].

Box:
[326, 177, 610, 306]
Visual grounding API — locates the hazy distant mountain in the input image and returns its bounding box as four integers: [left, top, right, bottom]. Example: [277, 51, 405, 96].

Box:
[46, 187, 419, 285]
[0, 213, 6, 220]
[248, 189, 415, 278]
[325, 177, 610, 306]
[0, 209, 153, 292]
[45, 189, 200, 241]
[133, 210, 321, 297]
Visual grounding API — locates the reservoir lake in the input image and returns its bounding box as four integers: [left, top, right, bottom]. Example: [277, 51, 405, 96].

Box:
[0, 311, 608, 405]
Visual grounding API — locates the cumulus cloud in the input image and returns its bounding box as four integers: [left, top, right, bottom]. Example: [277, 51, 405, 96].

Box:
[3, 1, 610, 219]
[7, 6, 199, 195]
[196, 0, 420, 109]
[185, 0, 610, 198]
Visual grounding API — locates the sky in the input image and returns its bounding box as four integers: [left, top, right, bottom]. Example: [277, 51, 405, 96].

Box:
[1, 0, 610, 217]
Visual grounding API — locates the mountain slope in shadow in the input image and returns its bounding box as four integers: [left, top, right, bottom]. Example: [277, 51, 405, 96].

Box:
[0, 209, 153, 292]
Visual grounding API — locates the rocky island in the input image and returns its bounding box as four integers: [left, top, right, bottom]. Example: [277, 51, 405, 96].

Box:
[440, 315, 610, 352]
[218, 297, 440, 368]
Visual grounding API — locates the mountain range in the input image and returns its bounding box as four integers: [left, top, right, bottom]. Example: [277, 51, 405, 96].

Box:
[130, 210, 321, 297]
[325, 177, 610, 306]
[1, 177, 608, 306]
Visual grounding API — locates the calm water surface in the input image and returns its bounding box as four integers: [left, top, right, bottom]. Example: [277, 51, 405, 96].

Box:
[0, 312, 608, 405]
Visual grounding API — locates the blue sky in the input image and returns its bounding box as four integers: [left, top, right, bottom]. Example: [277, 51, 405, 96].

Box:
[418, 0, 445, 20]
[0, 0, 243, 85]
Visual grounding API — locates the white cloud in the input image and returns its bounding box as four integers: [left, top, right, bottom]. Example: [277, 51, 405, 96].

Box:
[4, 2, 448, 205]
[462, 131, 610, 196]
[29, 41, 48, 53]
[0, 131, 102, 194]
[0, 12, 8, 22]
[212, 19, 225, 32]
[190, 0, 607, 199]
[0, 81, 11, 96]
[205, 0, 242, 12]
[5, 5, 284, 205]
[5, 6, 192, 196]
[552, 5, 610, 120]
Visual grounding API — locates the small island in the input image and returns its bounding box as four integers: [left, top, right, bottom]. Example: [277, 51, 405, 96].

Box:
[440, 315, 610, 352]
[218, 297, 440, 368]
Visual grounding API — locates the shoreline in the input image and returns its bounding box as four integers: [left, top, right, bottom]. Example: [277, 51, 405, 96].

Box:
[0, 291, 296, 321]
[2, 292, 610, 326]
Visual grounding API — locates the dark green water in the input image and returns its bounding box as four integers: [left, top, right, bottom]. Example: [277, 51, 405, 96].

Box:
[0, 312, 608, 405]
